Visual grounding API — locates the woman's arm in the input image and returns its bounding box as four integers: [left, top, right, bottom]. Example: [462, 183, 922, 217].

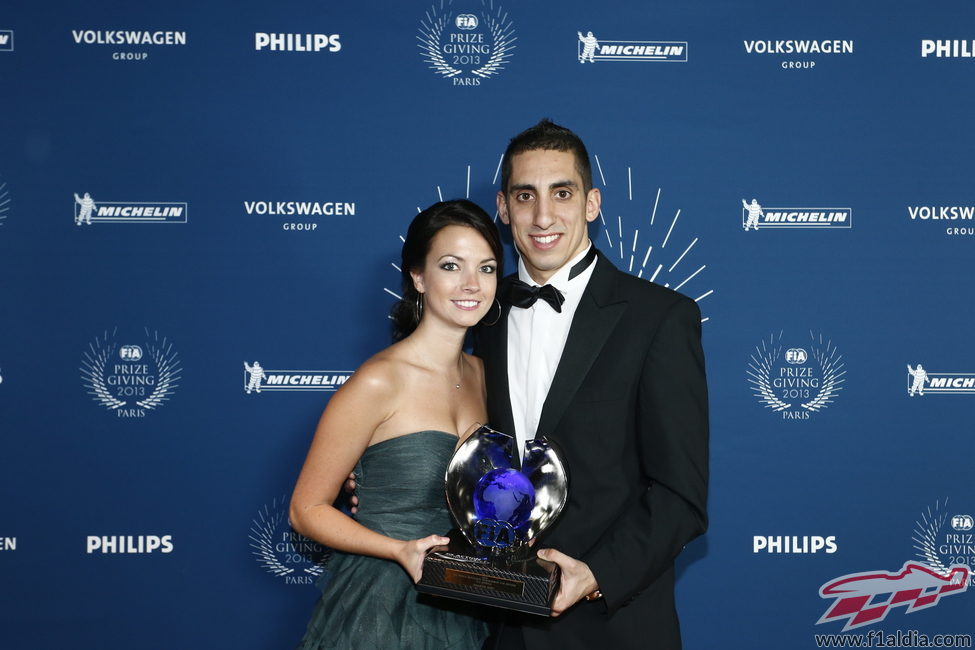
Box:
[288, 359, 447, 582]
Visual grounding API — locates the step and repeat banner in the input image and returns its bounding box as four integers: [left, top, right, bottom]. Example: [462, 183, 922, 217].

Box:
[2, 1, 974, 648]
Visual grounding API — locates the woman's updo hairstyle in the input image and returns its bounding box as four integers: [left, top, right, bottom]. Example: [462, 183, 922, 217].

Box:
[391, 199, 503, 341]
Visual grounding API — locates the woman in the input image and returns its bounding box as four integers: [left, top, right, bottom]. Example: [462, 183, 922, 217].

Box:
[290, 199, 502, 649]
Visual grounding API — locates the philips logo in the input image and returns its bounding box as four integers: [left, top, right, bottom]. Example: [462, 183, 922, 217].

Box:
[86, 535, 174, 554]
[254, 33, 341, 52]
[753, 535, 837, 554]
[921, 40, 975, 58]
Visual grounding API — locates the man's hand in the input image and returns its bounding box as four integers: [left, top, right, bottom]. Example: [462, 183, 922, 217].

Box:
[343, 471, 358, 515]
[537, 548, 599, 616]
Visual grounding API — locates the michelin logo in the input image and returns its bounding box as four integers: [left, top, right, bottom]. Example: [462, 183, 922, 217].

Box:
[577, 30, 686, 62]
[244, 361, 352, 392]
[907, 364, 975, 396]
[74, 192, 187, 225]
[741, 198, 851, 230]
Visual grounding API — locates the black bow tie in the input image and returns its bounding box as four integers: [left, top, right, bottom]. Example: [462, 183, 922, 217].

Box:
[505, 280, 565, 312]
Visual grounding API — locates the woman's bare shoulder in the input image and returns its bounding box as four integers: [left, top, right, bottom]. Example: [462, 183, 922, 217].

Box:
[345, 347, 409, 395]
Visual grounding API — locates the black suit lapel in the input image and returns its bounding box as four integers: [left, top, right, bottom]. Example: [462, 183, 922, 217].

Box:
[536, 253, 626, 440]
[480, 277, 516, 438]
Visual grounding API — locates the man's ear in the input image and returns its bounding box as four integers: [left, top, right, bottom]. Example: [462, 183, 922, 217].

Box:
[585, 188, 601, 223]
[496, 191, 510, 225]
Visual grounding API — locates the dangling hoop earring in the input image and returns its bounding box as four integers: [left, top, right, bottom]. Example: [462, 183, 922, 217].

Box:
[414, 293, 424, 323]
[481, 298, 502, 327]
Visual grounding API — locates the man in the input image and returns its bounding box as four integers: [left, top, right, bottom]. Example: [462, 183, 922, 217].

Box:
[476, 119, 708, 649]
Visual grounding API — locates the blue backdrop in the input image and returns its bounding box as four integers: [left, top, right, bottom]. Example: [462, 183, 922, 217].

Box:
[2, 1, 974, 648]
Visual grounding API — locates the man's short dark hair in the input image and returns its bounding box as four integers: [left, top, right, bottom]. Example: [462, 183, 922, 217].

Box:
[500, 119, 593, 194]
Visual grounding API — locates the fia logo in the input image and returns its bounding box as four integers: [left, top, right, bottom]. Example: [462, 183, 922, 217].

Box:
[80, 328, 181, 418]
[418, 0, 516, 86]
[748, 331, 846, 420]
[914, 499, 975, 586]
[952, 515, 974, 532]
[456, 14, 478, 30]
[250, 496, 330, 585]
[473, 519, 515, 548]
[785, 348, 807, 364]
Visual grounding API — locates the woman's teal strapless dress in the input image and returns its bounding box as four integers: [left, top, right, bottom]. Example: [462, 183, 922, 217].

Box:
[297, 430, 488, 649]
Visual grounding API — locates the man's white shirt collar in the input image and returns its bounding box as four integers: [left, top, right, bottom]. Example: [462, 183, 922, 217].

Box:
[516, 243, 596, 296]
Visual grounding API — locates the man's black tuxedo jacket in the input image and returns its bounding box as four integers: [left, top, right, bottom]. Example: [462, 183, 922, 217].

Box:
[475, 251, 709, 650]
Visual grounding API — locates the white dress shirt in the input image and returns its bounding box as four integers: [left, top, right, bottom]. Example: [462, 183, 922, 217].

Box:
[507, 243, 597, 457]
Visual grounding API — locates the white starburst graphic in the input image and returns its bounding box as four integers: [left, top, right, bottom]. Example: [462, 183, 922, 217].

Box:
[913, 499, 955, 577]
[384, 158, 711, 325]
[0, 175, 10, 226]
[592, 156, 712, 322]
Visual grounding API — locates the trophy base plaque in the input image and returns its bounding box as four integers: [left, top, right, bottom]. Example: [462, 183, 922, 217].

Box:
[416, 531, 560, 616]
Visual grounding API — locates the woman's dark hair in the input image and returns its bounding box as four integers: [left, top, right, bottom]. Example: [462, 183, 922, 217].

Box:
[391, 199, 503, 341]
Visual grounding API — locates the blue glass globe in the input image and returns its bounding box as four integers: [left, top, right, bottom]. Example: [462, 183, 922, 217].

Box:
[473, 468, 536, 532]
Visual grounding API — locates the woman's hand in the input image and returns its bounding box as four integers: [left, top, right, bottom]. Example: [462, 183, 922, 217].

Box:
[395, 534, 450, 583]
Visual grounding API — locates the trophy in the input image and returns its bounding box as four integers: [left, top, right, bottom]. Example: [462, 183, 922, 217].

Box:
[416, 425, 568, 615]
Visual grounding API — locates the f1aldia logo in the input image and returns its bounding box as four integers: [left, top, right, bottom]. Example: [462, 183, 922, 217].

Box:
[817, 562, 969, 631]
[417, 0, 516, 86]
[748, 331, 846, 420]
[80, 328, 181, 418]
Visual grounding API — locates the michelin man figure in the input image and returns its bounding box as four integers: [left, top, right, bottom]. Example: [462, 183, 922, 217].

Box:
[244, 361, 266, 394]
[742, 198, 763, 231]
[74, 192, 96, 226]
[578, 31, 598, 63]
[907, 364, 928, 397]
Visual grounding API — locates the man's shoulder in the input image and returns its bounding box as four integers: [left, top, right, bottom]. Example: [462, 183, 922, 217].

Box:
[596, 256, 696, 315]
